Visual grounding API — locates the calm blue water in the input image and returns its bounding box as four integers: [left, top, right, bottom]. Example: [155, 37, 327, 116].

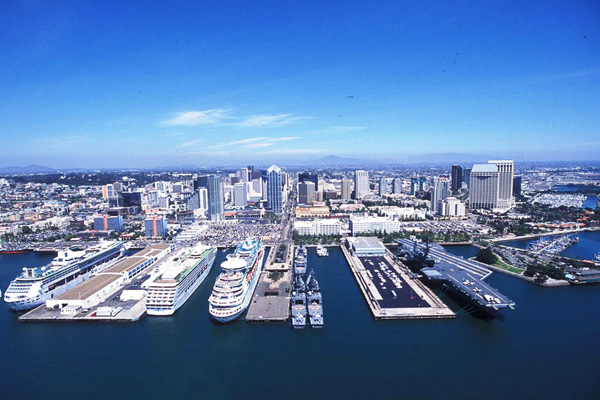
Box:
[500, 231, 600, 260]
[1, 248, 600, 399]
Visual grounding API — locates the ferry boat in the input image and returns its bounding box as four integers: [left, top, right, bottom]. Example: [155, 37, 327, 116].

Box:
[316, 245, 328, 257]
[290, 274, 307, 329]
[306, 270, 323, 328]
[3, 241, 125, 311]
[146, 244, 216, 316]
[208, 238, 265, 323]
[294, 242, 307, 275]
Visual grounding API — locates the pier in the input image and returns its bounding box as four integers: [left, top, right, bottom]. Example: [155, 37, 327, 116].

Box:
[342, 238, 454, 320]
[246, 243, 293, 323]
[19, 244, 173, 323]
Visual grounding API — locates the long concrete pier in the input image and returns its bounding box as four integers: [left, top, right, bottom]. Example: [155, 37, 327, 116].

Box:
[246, 244, 293, 323]
[341, 244, 454, 320]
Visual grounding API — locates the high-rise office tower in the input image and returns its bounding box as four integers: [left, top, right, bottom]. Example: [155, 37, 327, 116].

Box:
[513, 175, 522, 196]
[410, 177, 419, 195]
[354, 170, 369, 199]
[469, 164, 499, 210]
[240, 167, 250, 183]
[393, 178, 403, 194]
[419, 177, 428, 192]
[341, 178, 351, 200]
[267, 165, 283, 214]
[298, 172, 319, 192]
[208, 175, 224, 221]
[379, 177, 389, 196]
[489, 160, 514, 209]
[101, 184, 114, 200]
[195, 175, 209, 191]
[451, 165, 463, 192]
[298, 181, 316, 205]
[198, 188, 208, 212]
[463, 168, 472, 188]
[430, 177, 450, 212]
[234, 182, 248, 208]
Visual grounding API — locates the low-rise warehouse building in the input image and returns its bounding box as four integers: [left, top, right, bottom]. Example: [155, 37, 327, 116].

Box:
[347, 237, 387, 257]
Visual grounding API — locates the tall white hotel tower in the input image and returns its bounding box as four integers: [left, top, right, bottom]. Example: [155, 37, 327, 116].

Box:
[354, 170, 369, 199]
[469, 160, 514, 211]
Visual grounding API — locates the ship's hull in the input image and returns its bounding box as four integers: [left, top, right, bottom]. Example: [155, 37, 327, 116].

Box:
[6, 271, 96, 311]
[209, 248, 265, 323]
[147, 255, 215, 316]
[0, 250, 29, 254]
[4, 245, 125, 311]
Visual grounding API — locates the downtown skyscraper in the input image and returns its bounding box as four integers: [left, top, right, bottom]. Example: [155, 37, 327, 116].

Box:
[208, 175, 224, 221]
[267, 164, 283, 214]
[354, 170, 369, 199]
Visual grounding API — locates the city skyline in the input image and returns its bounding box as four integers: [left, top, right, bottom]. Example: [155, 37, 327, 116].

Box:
[1, 1, 599, 168]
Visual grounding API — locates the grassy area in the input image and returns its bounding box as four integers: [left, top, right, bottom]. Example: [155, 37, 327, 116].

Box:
[493, 256, 524, 274]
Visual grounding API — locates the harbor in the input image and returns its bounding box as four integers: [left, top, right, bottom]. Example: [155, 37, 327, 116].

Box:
[342, 237, 454, 320]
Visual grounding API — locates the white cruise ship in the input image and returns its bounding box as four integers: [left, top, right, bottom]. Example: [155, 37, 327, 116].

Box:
[208, 238, 265, 323]
[146, 244, 216, 316]
[3, 241, 125, 311]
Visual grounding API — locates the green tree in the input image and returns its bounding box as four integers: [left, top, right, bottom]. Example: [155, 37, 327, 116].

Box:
[476, 247, 498, 265]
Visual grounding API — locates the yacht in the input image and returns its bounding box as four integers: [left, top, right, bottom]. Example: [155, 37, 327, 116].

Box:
[4, 241, 125, 311]
[208, 238, 265, 323]
[146, 244, 216, 316]
[316, 245, 328, 257]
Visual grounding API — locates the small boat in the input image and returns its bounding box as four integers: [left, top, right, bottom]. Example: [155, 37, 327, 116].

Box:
[316, 245, 328, 257]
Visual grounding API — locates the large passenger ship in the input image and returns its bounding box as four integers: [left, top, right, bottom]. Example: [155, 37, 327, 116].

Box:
[208, 238, 265, 323]
[3, 241, 125, 311]
[146, 244, 216, 316]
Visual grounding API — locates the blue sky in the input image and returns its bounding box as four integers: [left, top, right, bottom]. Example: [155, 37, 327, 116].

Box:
[0, 1, 599, 167]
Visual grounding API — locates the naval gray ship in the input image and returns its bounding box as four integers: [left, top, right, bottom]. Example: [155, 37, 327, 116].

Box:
[294, 242, 307, 275]
[306, 270, 323, 328]
[290, 274, 307, 329]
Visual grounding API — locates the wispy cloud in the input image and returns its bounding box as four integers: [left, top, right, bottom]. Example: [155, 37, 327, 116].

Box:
[207, 136, 267, 150]
[160, 109, 311, 128]
[161, 109, 232, 126]
[207, 136, 300, 150]
[238, 114, 313, 128]
[179, 139, 203, 148]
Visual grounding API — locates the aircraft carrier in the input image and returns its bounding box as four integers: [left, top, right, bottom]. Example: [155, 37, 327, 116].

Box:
[396, 239, 515, 314]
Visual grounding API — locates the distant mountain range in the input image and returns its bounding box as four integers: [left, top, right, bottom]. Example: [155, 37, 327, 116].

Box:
[311, 155, 374, 166]
[0, 165, 58, 175]
[308, 153, 489, 167]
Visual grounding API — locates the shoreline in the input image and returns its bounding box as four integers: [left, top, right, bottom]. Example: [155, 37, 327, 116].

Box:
[491, 227, 600, 243]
